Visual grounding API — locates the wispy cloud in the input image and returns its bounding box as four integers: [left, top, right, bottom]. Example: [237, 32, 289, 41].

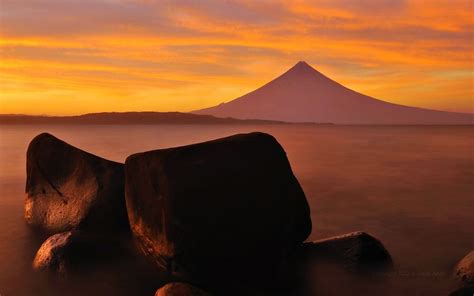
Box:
[0, 0, 472, 114]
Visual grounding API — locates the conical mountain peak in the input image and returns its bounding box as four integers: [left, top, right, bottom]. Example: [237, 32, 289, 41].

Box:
[283, 60, 327, 81]
[289, 60, 315, 72]
[193, 61, 472, 124]
[295, 60, 311, 68]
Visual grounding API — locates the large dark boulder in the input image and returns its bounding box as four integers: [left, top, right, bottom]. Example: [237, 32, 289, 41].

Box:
[125, 132, 311, 284]
[25, 133, 128, 233]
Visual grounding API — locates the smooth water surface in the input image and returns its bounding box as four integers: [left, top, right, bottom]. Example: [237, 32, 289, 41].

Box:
[0, 125, 472, 295]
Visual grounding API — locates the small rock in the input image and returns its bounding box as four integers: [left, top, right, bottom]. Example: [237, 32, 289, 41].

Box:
[299, 231, 392, 268]
[32, 230, 128, 275]
[155, 282, 211, 296]
[25, 133, 128, 233]
[277, 232, 392, 294]
[33, 231, 75, 274]
[455, 251, 474, 284]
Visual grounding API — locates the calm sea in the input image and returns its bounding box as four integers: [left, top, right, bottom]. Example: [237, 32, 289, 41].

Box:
[0, 125, 472, 295]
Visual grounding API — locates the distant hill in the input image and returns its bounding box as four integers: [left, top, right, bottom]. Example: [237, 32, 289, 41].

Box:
[194, 61, 473, 125]
[0, 112, 295, 125]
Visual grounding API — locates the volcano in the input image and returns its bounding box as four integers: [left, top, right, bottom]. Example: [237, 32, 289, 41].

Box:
[193, 61, 472, 124]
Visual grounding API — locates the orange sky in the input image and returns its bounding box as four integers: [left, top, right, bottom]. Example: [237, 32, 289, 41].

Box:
[0, 0, 472, 115]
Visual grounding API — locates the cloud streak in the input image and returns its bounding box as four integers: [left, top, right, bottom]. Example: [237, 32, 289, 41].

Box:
[0, 0, 472, 114]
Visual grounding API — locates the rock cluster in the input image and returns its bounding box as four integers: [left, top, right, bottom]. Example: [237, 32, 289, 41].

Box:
[25, 132, 393, 295]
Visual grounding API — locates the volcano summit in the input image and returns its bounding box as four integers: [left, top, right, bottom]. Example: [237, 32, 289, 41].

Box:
[194, 61, 472, 125]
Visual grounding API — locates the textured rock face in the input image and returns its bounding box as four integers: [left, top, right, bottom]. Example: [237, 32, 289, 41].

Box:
[454, 251, 474, 284]
[125, 132, 312, 282]
[299, 232, 392, 268]
[33, 231, 75, 274]
[155, 283, 211, 296]
[25, 133, 127, 233]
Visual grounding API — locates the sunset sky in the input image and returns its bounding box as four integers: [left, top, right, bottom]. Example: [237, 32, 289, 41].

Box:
[0, 0, 472, 115]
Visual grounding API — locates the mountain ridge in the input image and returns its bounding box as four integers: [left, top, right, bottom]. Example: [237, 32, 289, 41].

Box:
[0, 111, 313, 125]
[193, 61, 473, 124]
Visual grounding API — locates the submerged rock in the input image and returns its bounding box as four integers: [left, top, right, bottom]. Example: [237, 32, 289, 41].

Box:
[125, 132, 311, 283]
[454, 250, 474, 284]
[299, 231, 392, 268]
[25, 133, 128, 233]
[276, 232, 392, 295]
[155, 283, 211, 296]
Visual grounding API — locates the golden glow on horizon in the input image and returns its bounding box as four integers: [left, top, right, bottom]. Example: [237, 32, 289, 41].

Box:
[0, 0, 472, 115]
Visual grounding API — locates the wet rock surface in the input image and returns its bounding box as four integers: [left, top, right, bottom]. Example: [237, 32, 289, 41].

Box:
[25, 133, 128, 233]
[125, 132, 312, 284]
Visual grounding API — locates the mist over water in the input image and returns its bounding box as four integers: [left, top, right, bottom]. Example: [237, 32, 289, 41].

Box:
[0, 124, 472, 295]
